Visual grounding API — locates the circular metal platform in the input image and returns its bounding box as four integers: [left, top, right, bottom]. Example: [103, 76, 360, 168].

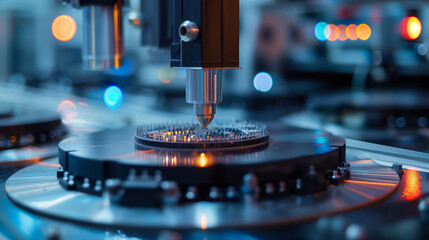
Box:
[0, 111, 65, 151]
[6, 159, 399, 230]
[135, 120, 269, 149]
[0, 108, 65, 165]
[56, 123, 346, 192]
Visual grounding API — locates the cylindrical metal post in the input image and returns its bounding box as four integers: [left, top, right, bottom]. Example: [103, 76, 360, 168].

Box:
[82, 3, 124, 70]
[186, 69, 223, 128]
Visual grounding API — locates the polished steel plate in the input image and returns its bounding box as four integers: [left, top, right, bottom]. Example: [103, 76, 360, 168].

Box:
[6, 159, 399, 230]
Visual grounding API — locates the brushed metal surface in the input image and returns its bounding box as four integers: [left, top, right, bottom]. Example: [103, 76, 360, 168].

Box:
[6, 159, 399, 230]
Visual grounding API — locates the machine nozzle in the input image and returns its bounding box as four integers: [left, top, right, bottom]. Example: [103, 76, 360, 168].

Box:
[186, 69, 222, 128]
[194, 103, 215, 128]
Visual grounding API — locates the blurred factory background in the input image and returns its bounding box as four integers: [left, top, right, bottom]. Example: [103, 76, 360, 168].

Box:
[0, 0, 429, 152]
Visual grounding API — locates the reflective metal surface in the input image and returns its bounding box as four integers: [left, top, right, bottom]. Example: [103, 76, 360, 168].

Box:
[0, 143, 57, 165]
[186, 69, 223, 128]
[82, 3, 124, 70]
[6, 159, 398, 230]
[346, 138, 429, 172]
[58, 123, 344, 171]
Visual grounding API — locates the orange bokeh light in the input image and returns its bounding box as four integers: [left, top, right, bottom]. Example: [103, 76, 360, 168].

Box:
[199, 153, 207, 167]
[200, 214, 207, 230]
[357, 24, 371, 41]
[401, 169, 422, 201]
[52, 15, 76, 42]
[325, 24, 340, 41]
[338, 24, 348, 41]
[346, 24, 358, 40]
[401, 16, 422, 40]
[57, 100, 78, 120]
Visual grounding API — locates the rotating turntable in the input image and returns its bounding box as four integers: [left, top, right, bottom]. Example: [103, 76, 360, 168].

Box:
[0, 104, 66, 165]
[5, 120, 400, 230]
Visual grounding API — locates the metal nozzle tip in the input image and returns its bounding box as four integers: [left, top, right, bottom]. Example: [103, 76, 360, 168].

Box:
[196, 115, 214, 128]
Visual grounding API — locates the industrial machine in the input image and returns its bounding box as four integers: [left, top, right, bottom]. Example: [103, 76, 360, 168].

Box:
[65, 0, 239, 128]
[1, 0, 429, 240]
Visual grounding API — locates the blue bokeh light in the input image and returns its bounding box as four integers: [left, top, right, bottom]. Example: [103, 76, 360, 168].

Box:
[314, 130, 331, 154]
[315, 22, 328, 41]
[253, 72, 273, 92]
[103, 85, 123, 109]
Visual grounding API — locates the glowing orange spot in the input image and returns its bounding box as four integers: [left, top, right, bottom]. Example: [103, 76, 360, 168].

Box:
[338, 24, 347, 41]
[344, 186, 375, 199]
[325, 24, 339, 41]
[401, 169, 422, 201]
[345, 180, 397, 187]
[10, 136, 16, 143]
[357, 24, 371, 41]
[200, 214, 207, 230]
[133, 18, 141, 26]
[401, 16, 422, 40]
[52, 15, 77, 42]
[346, 24, 358, 40]
[199, 153, 207, 167]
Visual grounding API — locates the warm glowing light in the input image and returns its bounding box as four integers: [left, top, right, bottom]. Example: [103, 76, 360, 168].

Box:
[338, 24, 348, 41]
[200, 214, 207, 230]
[199, 153, 207, 167]
[57, 100, 78, 120]
[356, 24, 371, 41]
[345, 180, 397, 187]
[314, 22, 328, 41]
[325, 24, 340, 41]
[316, 23, 371, 41]
[104, 85, 124, 110]
[133, 18, 141, 26]
[253, 72, 273, 92]
[52, 15, 77, 42]
[113, 3, 121, 68]
[401, 169, 422, 201]
[351, 172, 397, 177]
[346, 24, 358, 40]
[401, 16, 422, 40]
[57, 100, 76, 112]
